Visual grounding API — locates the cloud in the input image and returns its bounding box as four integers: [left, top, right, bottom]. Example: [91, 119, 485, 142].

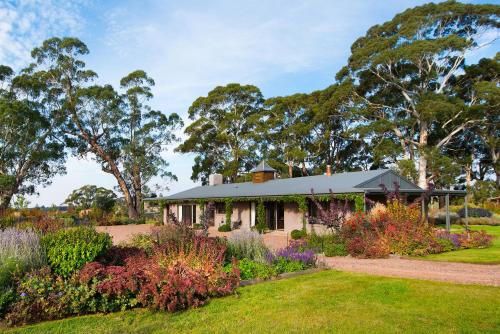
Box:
[0, 0, 86, 67]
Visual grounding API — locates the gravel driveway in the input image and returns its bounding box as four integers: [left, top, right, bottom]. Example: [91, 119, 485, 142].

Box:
[320, 256, 500, 286]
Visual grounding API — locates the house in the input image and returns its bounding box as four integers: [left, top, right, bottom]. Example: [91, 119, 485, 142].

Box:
[144, 161, 467, 234]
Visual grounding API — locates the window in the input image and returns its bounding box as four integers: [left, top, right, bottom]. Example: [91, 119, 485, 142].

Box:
[215, 202, 225, 214]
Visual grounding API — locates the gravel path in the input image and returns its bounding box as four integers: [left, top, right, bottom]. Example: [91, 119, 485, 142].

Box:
[320, 256, 500, 286]
[95, 224, 156, 244]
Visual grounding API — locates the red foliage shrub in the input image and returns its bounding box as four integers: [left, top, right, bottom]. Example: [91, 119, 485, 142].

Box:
[77, 236, 239, 313]
[457, 230, 493, 249]
[342, 213, 390, 258]
[95, 246, 146, 266]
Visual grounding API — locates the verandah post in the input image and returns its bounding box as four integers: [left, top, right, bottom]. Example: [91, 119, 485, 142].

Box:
[445, 193, 450, 232]
[464, 195, 469, 231]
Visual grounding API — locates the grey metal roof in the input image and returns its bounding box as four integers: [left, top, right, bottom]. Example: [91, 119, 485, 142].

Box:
[250, 160, 276, 173]
[154, 169, 429, 201]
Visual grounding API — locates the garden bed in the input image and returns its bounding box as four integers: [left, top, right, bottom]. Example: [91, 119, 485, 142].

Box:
[3, 270, 500, 334]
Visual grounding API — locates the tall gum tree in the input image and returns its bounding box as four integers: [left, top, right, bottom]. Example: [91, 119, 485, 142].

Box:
[340, 1, 500, 188]
[0, 65, 66, 210]
[177, 83, 263, 183]
[262, 94, 312, 178]
[29, 38, 182, 218]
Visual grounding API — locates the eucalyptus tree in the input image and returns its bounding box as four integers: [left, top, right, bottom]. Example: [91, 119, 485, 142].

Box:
[308, 83, 368, 174]
[64, 185, 116, 212]
[0, 65, 66, 210]
[262, 93, 312, 177]
[177, 83, 263, 183]
[456, 55, 499, 187]
[29, 38, 182, 218]
[340, 1, 500, 188]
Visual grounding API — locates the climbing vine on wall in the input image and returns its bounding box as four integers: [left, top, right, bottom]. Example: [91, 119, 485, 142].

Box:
[224, 199, 233, 225]
[256, 200, 266, 233]
[150, 192, 365, 214]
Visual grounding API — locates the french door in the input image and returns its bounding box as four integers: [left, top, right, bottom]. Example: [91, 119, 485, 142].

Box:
[265, 202, 285, 231]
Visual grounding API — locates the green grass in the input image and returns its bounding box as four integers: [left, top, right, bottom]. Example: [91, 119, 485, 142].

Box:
[420, 225, 500, 264]
[4, 270, 500, 334]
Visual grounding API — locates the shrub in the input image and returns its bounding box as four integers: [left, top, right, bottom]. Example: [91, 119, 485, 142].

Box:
[458, 230, 493, 248]
[136, 236, 238, 312]
[434, 230, 493, 251]
[342, 213, 390, 258]
[0, 288, 15, 318]
[0, 216, 16, 229]
[95, 246, 146, 266]
[226, 230, 269, 263]
[0, 228, 46, 288]
[457, 207, 492, 218]
[218, 224, 231, 232]
[482, 201, 500, 215]
[323, 242, 348, 257]
[272, 244, 316, 268]
[16, 216, 69, 234]
[435, 230, 461, 249]
[305, 232, 346, 255]
[42, 227, 112, 277]
[151, 224, 194, 245]
[458, 217, 500, 226]
[4, 267, 100, 326]
[274, 258, 305, 274]
[290, 229, 306, 240]
[126, 233, 155, 254]
[226, 258, 275, 280]
[435, 238, 456, 252]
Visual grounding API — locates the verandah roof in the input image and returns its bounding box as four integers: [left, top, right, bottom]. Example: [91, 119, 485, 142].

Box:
[145, 169, 466, 202]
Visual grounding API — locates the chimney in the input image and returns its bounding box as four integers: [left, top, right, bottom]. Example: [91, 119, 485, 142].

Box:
[209, 173, 223, 186]
[326, 165, 332, 176]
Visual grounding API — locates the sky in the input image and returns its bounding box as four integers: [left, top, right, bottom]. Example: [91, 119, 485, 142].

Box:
[0, 0, 497, 206]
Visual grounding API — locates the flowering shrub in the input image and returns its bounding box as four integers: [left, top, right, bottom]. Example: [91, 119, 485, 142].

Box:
[0, 228, 46, 288]
[267, 241, 316, 270]
[435, 230, 493, 251]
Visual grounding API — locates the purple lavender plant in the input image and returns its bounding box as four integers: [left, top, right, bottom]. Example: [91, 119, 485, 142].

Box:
[0, 228, 46, 285]
[435, 230, 461, 248]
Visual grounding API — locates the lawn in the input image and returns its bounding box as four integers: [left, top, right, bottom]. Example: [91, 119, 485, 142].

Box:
[420, 225, 500, 264]
[4, 270, 500, 334]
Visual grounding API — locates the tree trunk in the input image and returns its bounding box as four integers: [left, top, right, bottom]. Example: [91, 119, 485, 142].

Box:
[418, 123, 428, 189]
[93, 144, 139, 219]
[288, 162, 293, 178]
[301, 161, 307, 176]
